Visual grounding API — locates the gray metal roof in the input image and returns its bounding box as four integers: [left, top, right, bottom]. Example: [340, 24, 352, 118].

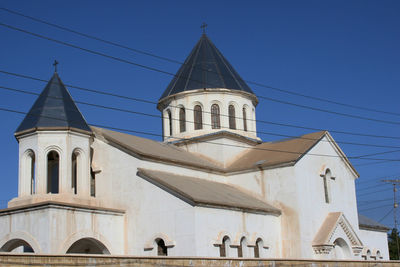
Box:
[15, 72, 91, 134]
[137, 168, 281, 215]
[358, 213, 390, 232]
[159, 34, 254, 100]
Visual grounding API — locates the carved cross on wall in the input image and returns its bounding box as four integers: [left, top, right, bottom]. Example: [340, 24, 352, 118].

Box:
[320, 170, 335, 203]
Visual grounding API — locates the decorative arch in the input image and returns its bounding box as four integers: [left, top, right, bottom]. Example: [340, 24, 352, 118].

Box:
[242, 104, 250, 132]
[58, 230, 114, 254]
[179, 106, 186, 133]
[228, 104, 236, 130]
[333, 238, 351, 259]
[71, 148, 85, 195]
[22, 149, 36, 195]
[44, 145, 62, 194]
[210, 103, 221, 129]
[0, 231, 41, 253]
[213, 231, 232, 246]
[164, 109, 172, 136]
[143, 233, 176, 251]
[193, 103, 203, 130]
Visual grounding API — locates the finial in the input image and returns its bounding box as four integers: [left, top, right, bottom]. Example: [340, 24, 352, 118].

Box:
[200, 22, 208, 35]
[53, 60, 59, 73]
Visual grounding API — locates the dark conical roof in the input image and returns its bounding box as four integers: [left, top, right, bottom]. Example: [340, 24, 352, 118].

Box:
[16, 72, 92, 134]
[159, 34, 254, 100]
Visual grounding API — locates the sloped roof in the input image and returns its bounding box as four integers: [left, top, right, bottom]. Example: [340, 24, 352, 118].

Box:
[358, 214, 390, 232]
[15, 72, 91, 134]
[137, 168, 281, 215]
[91, 127, 334, 173]
[227, 131, 326, 172]
[159, 34, 254, 101]
[91, 126, 223, 171]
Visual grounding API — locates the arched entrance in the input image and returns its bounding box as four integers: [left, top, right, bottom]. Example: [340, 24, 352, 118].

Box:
[66, 238, 110, 254]
[333, 238, 351, 259]
[0, 239, 34, 253]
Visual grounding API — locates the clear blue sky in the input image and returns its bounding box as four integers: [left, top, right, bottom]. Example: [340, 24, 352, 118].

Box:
[0, 1, 399, 229]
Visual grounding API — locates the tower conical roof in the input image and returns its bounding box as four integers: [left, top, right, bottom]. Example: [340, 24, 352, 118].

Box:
[15, 72, 91, 134]
[159, 34, 254, 100]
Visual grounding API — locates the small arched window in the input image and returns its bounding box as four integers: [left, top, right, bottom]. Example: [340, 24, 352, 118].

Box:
[156, 239, 168, 256]
[229, 105, 236, 130]
[243, 107, 247, 132]
[47, 151, 60, 194]
[194, 105, 203, 130]
[238, 237, 248, 257]
[167, 109, 172, 136]
[254, 238, 263, 258]
[179, 107, 186, 133]
[72, 152, 78, 194]
[211, 104, 221, 129]
[26, 150, 36, 195]
[220, 236, 230, 257]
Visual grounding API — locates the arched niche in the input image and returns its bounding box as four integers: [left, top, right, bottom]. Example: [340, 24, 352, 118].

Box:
[333, 238, 351, 259]
[66, 238, 110, 254]
[0, 238, 35, 253]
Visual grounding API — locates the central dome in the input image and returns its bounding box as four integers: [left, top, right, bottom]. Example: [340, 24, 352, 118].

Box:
[159, 34, 255, 101]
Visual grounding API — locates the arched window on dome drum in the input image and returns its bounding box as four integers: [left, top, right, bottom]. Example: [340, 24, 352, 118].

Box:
[167, 109, 172, 136]
[228, 105, 236, 130]
[179, 108, 186, 133]
[194, 105, 203, 130]
[243, 107, 247, 132]
[211, 104, 221, 129]
[47, 151, 59, 194]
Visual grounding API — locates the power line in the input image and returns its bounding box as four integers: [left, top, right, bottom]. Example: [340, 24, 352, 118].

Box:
[356, 183, 390, 192]
[2, 6, 399, 118]
[354, 159, 399, 167]
[1, 22, 400, 127]
[359, 203, 393, 212]
[379, 207, 394, 223]
[357, 188, 392, 197]
[2, 69, 400, 141]
[0, 105, 399, 162]
[357, 198, 393, 206]
[2, 84, 400, 151]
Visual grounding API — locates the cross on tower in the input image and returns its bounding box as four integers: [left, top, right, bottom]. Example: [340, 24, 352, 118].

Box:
[53, 60, 59, 73]
[200, 22, 208, 34]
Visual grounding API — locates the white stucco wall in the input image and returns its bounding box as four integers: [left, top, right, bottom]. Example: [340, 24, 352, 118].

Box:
[0, 205, 124, 254]
[359, 229, 389, 260]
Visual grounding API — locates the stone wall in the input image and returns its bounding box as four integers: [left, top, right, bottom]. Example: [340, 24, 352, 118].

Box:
[0, 254, 399, 267]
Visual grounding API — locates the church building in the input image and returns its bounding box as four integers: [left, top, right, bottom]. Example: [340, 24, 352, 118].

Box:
[0, 33, 390, 260]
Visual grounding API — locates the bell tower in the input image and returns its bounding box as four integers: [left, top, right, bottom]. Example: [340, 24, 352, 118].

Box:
[10, 70, 93, 207]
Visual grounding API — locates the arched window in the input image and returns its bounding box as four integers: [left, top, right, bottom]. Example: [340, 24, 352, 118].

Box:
[237, 237, 248, 257]
[72, 152, 78, 194]
[219, 236, 230, 257]
[254, 238, 263, 258]
[194, 105, 203, 130]
[333, 238, 351, 259]
[376, 250, 382, 259]
[179, 107, 186, 133]
[26, 150, 36, 195]
[156, 239, 168, 256]
[167, 109, 172, 136]
[47, 151, 59, 194]
[242, 107, 247, 132]
[211, 104, 220, 129]
[229, 105, 236, 130]
[90, 148, 96, 197]
[66, 238, 110, 254]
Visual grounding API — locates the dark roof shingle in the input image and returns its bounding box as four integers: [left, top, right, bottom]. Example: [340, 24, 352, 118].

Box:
[159, 34, 254, 101]
[16, 73, 91, 134]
